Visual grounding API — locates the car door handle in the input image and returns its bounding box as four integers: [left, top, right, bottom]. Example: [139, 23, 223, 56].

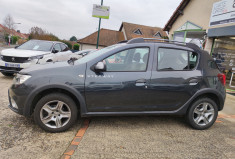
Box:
[188, 78, 199, 85]
[135, 79, 146, 86]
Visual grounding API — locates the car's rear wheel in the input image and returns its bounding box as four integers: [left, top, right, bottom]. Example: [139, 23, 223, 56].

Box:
[186, 98, 218, 130]
[34, 93, 78, 132]
[1, 72, 14, 76]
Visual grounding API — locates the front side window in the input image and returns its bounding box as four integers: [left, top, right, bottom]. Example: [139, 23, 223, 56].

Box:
[53, 44, 61, 52]
[158, 48, 198, 71]
[103, 47, 149, 72]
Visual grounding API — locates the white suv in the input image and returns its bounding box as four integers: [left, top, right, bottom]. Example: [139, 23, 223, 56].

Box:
[0, 40, 77, 76]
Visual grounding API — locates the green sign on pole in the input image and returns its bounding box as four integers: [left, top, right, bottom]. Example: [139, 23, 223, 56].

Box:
[92, 0, 111, 49]
[92, 4, 110, 19]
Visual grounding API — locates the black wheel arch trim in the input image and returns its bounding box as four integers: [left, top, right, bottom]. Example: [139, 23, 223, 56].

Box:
[178, 88, 225, 114]
[23, 84, 87, 116]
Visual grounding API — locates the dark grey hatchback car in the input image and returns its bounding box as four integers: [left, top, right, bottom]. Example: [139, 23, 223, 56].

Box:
[8, 38, 226, 132]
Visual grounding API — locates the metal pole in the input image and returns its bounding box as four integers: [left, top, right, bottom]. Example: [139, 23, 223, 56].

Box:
[96, 0, 103, 49]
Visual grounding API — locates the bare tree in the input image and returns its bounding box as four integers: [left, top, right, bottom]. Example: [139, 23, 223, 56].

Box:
[28, 26, 59, 41]
[3, 14, 16, 31]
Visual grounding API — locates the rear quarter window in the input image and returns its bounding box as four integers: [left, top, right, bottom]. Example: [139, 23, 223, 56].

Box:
[208, 60, 219, 69]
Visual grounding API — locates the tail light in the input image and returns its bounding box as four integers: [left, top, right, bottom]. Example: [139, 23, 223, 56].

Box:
[217, 73, 226, 85]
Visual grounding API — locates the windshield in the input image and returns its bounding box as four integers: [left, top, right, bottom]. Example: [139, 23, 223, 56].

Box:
[17, 40, 54, 52]
[77, 44, 124, 63]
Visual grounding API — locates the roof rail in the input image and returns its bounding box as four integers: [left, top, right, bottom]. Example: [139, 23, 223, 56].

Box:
[126, 38, 201, 50]
[126, 38, 186, 45]
[118, 40, 128, 44]
[126, 38, 145, 44]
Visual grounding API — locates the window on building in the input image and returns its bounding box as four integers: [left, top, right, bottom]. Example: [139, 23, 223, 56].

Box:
[133, 29, 142, 35]
[154, 32, 162, 38]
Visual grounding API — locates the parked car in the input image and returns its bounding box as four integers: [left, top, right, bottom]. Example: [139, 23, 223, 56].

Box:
[0, 40, 75, 76]
[8, 38, 226, 132]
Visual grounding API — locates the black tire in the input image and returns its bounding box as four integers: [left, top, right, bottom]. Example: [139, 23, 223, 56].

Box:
[34, 93, 78, 132]
[186, 98, 218, 130]
[46, 59, 53, 62]
[1, 72, 14, 76]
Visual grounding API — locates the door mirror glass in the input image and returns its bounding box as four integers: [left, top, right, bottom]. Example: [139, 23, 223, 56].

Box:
[94, 62, 106, 72]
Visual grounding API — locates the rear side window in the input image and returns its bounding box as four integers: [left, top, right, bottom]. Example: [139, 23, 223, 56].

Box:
[157, 48, 198, 71]
[60, 44, 69, 51]
[189, 52, 198, 69]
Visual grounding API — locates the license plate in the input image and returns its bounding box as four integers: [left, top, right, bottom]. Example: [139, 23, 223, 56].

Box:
[5, 63, 20, 68]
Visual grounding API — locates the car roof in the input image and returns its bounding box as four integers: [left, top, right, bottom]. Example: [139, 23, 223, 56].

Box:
[29, 39, 63, 44]
[120, 38, 202, 53]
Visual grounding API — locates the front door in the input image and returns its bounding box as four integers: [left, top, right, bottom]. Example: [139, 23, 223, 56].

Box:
[85, 47, 153, 112]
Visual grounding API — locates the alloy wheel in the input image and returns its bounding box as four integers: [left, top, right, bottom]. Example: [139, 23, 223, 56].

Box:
[40, 100, 71, 129]
[193, 102, 215, 126]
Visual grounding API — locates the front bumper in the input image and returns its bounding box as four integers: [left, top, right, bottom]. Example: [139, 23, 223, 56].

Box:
[8, 86, 28, 115]
[0, 60, 37, 73]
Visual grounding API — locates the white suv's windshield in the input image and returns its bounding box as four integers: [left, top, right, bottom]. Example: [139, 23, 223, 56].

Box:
[17, 40, 54, 52]
[77, 44, 124, 63]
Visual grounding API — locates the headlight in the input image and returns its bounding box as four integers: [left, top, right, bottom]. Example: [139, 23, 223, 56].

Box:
[0, 55, 3, 60]
[28, 55, 43, 61]
[13, 74, 31, 85]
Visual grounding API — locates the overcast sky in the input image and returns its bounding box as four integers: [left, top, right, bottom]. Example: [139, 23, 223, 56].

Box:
[0, 0, 181, 40]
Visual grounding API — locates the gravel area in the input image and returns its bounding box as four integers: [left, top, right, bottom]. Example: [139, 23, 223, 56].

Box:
[0, 73, 235, 159]
[0, 74, 81, 159]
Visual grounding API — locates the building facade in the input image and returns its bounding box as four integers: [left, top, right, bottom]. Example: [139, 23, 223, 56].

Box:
[163, 0, 235, 91]
[78, 22, 167, 50]
[77, 28, 124, 50]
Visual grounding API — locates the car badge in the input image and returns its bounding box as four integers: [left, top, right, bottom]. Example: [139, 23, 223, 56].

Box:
[12, 57, 15, 62]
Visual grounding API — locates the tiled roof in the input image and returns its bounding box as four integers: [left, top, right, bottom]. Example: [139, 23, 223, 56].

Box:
[0, 24, 28, 39]
[78, 28, 125, 46]
[119, 22, 167, 40]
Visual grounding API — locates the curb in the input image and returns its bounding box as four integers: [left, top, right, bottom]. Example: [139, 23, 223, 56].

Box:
[61, 119, 90, 159]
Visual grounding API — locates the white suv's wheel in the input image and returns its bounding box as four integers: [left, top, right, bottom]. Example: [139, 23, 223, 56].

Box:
[34, 93, 78, 132]
[187, 98, 218, 130]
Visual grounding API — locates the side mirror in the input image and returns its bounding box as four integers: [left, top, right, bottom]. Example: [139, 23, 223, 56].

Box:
[94, 62, 106, 72]
[15, 46, 19, 49]
[52, 48, 59, 53]
[82, 52, 87, 56]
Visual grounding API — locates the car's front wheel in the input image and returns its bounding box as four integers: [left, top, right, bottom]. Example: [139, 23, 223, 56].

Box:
[34, 93, 78, 132]
[187, 98, 218, 130]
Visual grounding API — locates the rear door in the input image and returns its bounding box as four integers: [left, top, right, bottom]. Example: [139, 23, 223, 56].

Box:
[148, 45, 202, 111]
[85, 44, 154, 112]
